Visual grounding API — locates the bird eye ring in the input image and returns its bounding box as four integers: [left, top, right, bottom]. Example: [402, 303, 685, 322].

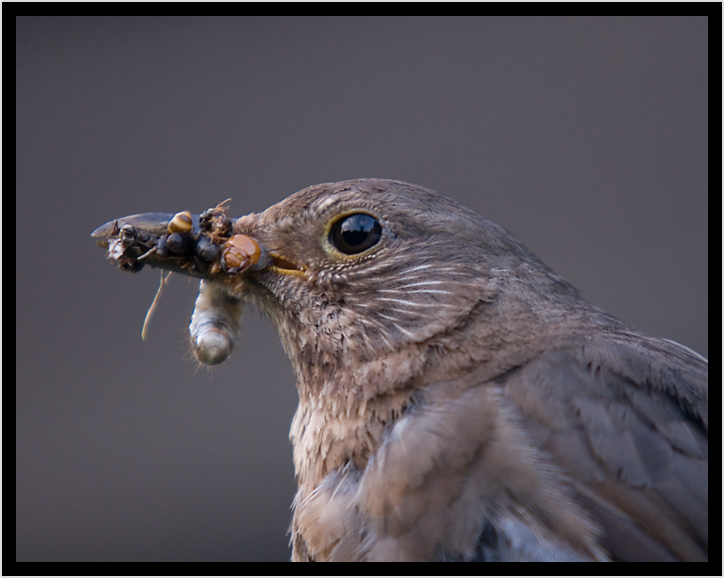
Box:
[328, 213, 382, 255]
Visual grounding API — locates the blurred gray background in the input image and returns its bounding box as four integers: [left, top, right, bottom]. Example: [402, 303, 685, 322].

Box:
[16, 17, 708, 562]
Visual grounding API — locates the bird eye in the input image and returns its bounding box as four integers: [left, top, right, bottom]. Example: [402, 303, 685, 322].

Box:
[329, 213, 382, 255]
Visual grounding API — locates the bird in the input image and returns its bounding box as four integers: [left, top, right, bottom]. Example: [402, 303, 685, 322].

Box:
[93, 178, 708, 561]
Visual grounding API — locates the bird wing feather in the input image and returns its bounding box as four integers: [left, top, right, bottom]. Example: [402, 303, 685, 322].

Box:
[502, 336, 707, 561]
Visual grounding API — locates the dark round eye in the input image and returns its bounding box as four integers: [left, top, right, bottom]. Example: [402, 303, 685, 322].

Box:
[329, 213, 382, 255]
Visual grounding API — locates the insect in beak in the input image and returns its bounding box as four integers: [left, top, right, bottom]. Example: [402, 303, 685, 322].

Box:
[92, 203, 268, 364]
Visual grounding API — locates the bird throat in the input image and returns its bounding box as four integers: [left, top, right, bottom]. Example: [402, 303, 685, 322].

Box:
[259, 299, 427, 488]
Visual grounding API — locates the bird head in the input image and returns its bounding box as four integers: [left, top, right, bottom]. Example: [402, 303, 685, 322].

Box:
[236, 180, 498, 372]
[230, 179, 589, 389]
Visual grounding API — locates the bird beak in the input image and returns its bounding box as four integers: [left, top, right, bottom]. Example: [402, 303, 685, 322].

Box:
[91, 207, 270, 278]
